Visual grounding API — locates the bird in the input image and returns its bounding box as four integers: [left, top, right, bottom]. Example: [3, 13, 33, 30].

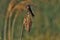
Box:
[23, 12, 32, 32]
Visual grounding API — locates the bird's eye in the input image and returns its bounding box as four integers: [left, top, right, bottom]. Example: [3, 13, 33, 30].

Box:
[26, 5, 30, 8]
[26, 6, 29, 9]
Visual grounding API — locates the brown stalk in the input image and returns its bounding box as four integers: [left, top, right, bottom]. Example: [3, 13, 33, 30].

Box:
[4, 0, 18, 40]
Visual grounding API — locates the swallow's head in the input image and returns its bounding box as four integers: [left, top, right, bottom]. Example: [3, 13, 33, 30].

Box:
[26, 5, 35, 17]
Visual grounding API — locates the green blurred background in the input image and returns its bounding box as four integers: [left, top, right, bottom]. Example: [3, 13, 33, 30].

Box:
[0, 0, 60, 40]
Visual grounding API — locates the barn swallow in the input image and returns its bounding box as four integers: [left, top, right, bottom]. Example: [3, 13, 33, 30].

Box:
[27, 5, 35, 17]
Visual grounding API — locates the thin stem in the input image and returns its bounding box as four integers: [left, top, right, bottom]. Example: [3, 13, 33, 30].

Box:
[4, 0, 19, 40]
[11, 12, 19, 40]
[4, 16, 8, 40]
[20, 25, 24, 40]
[4, 9, 11, 40]
[8, 12, 13, 40]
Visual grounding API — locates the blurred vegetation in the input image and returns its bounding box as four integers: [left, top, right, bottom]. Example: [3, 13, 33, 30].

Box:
[0, 0, 60, 40]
